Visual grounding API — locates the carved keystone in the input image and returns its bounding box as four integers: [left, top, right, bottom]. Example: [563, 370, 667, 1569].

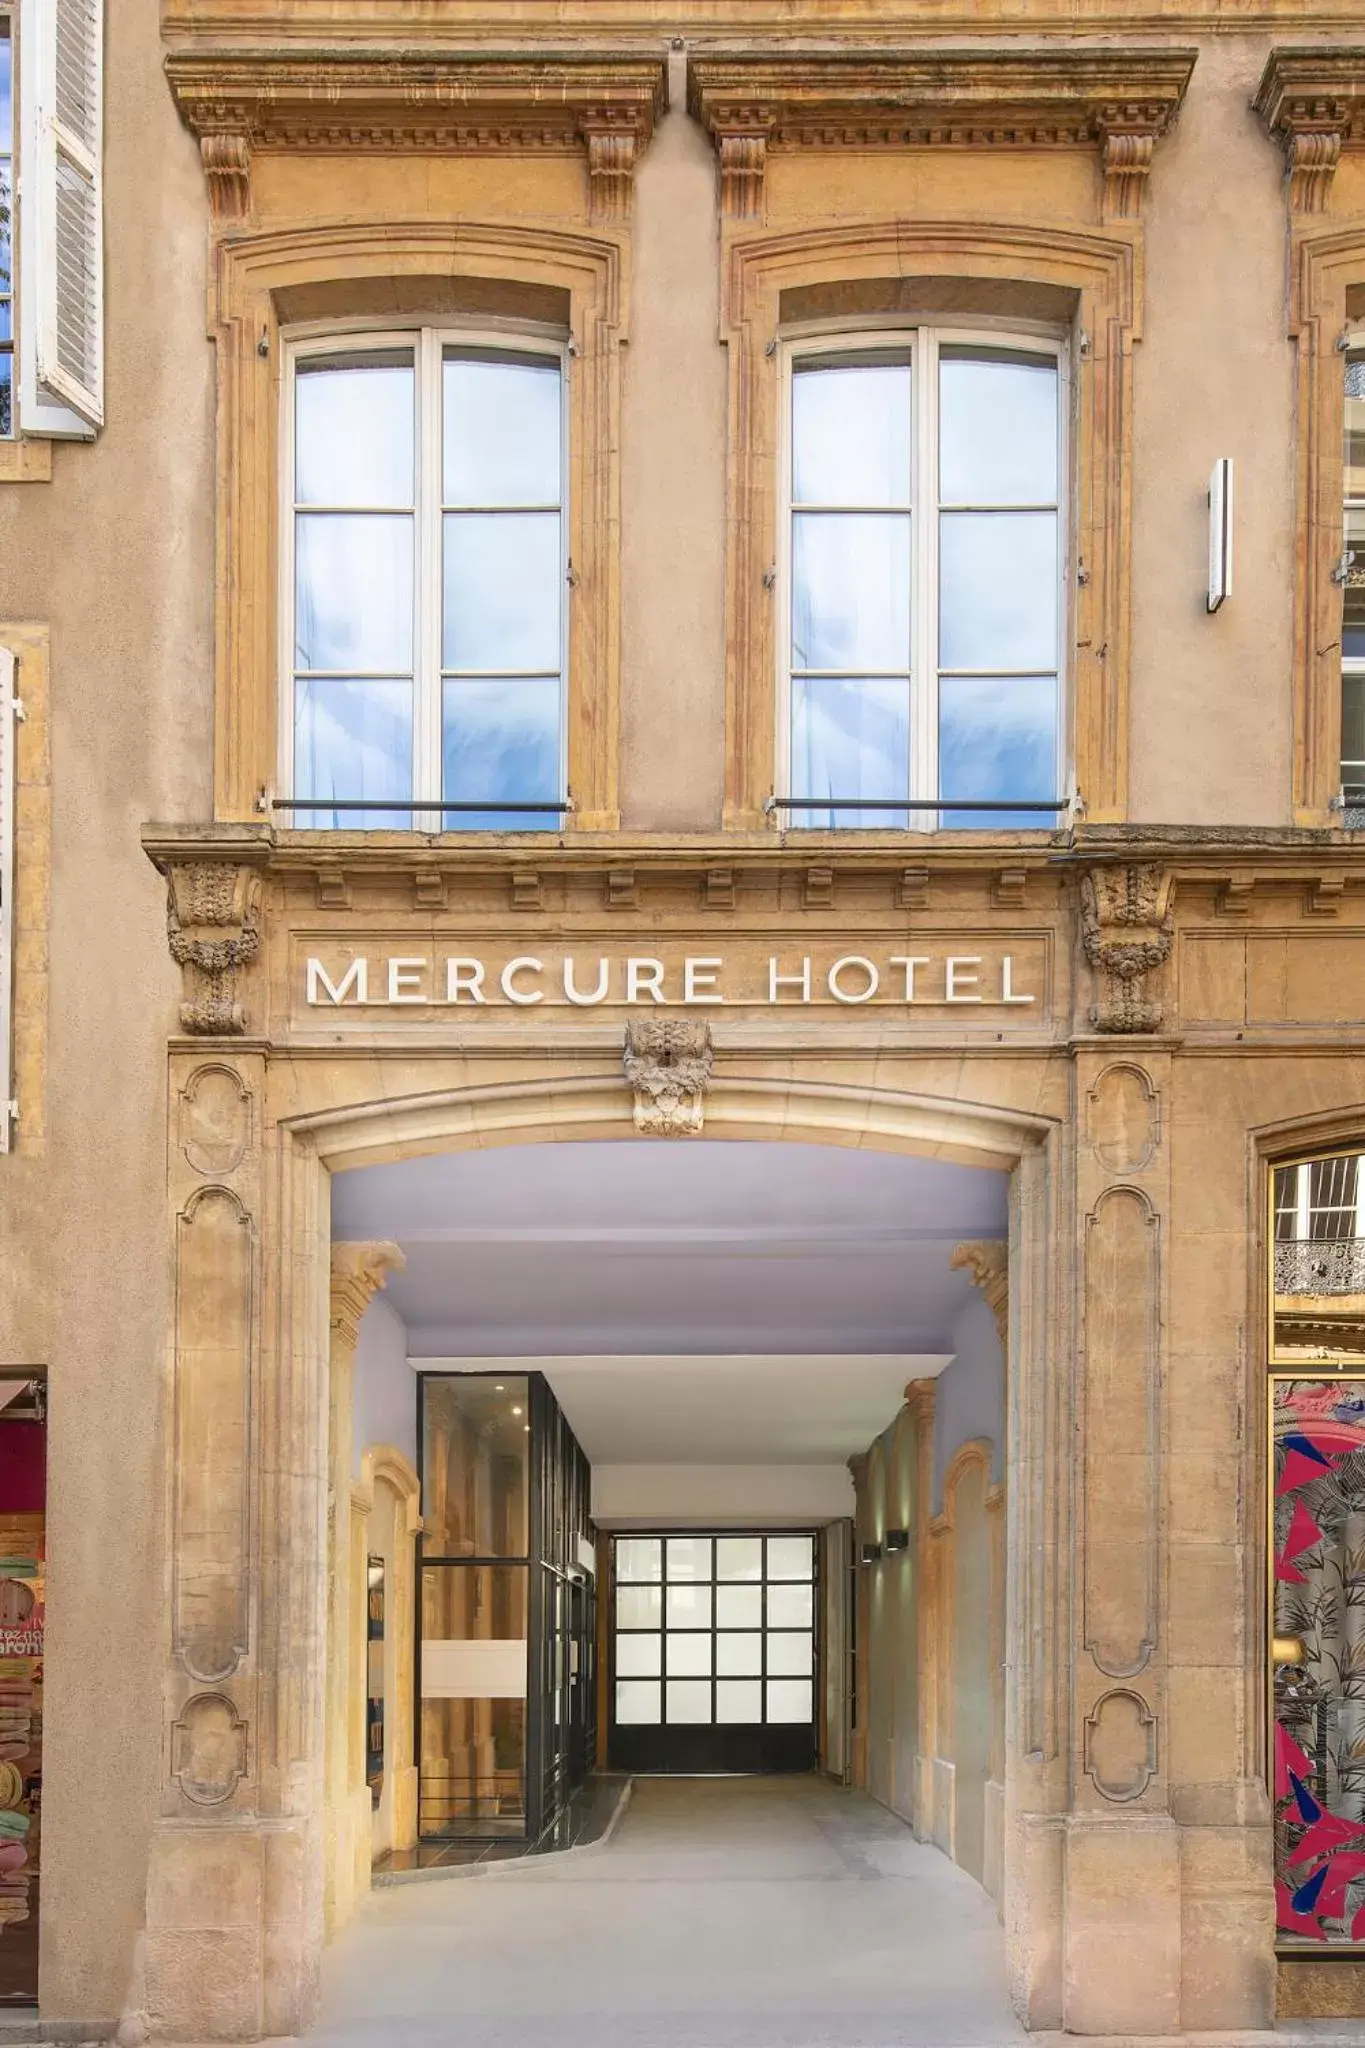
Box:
[951, 1241, 1009, 1350]
[623, 1019, 714, 1137]
[166, 863, 263, 1037]
[1079, 864, 1174, 1034]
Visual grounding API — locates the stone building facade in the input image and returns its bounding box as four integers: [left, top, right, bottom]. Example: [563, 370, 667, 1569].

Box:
[4, 0, 1365, 2039]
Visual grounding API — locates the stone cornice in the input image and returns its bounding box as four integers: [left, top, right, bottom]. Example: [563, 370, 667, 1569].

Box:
[686, 46, 1196, 219]
[164, 46, 669, 219]
[1255, 48, 1365, 213]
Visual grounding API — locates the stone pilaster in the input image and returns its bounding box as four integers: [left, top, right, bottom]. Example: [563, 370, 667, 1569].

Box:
[325, 1244, 405, 1935]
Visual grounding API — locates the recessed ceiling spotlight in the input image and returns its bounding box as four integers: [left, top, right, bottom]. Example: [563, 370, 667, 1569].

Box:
[511, 1404, 524, 1417]
[523, 1424, 530, 1433]
[494, 1383, 505, 1392]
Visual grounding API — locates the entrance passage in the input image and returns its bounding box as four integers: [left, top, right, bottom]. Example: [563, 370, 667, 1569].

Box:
[314, 1777, 1024, 2048]
[609, 1532, 817, 1775]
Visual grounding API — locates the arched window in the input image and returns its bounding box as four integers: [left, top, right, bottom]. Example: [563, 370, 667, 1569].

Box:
[777, 327, 1066, 830]
[281, 328, 566, 830]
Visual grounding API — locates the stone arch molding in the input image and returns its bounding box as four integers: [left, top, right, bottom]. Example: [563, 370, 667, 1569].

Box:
[292, 1070, 1052, 1175]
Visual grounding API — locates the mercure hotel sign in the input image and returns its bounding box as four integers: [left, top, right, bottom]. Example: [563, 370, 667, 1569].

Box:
[300, 943, 1046, 1013]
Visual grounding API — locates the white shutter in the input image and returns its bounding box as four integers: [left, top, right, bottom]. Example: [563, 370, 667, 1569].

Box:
[0, 651, 16, 1154]
[18, 0, 103, 436]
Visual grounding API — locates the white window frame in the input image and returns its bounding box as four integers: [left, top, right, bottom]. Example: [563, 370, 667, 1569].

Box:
[278, 321, 570, 826]
[1342, 325, 1365, 800]
[1277, 1156, 1365, 1244]
[776, 319, 1071, 831]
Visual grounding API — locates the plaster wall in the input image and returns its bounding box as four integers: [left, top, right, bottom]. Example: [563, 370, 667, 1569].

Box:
[592, 1461, 854, 1524]
[350, 1298, 415, 1481]
[0, 0, 211, 2024]
[934, 1293, 1006, 1511]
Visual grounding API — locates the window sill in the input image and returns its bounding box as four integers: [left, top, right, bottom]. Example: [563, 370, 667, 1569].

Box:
[0, 439, 54, 484]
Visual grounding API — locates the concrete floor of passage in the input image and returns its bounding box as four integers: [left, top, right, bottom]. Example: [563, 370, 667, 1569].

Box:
[314, 1774, 1025, 2048]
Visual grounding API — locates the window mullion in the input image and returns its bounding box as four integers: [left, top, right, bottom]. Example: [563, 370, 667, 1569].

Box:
[415, 328, 442, 808]
[912, 332, 937, 820]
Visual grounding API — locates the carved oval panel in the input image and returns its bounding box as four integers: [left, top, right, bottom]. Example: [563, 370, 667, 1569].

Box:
[1086, 1062, 1160, 1174]
[179, 1064, 251, 1178]
[171, 1692, 248, 1806]
[1084, 1687, 1157, 1803]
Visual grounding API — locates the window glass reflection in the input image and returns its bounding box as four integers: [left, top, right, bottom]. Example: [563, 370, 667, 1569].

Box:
[444, 354, 561, 508]
[295, 515, 414, 674]
[1273, 1155, 1365, 1360]
[792, 360, 912, 508]
[939, 349, 1057, 506]
[939, 674, 1057, 830]
[792, 513, 911, 673]
[295, 355, 414, 508]
[419, 1562, 528, 1837]
[939, 512, 1058, 672]
[791, 677, 910, 831]
[420, 1376, 530, 1556]
[294, 678, 412, 830]
[442, 677, 560, 831]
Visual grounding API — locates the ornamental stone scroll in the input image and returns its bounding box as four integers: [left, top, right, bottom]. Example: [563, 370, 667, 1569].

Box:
[622, 1019, 714, 1136]
[1079, 864, 1174, 1034]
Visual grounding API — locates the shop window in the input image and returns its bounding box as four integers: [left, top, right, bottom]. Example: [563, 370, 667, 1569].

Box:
[779, 333, 1064, 830]
[1343, 341, 1365, 814]
[1271, 1148, 1365, 1949]
[282, 334, 566, 831]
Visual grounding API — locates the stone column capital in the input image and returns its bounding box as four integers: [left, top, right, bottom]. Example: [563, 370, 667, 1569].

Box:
[330, 1242, 406, 1352]
[950, 1240, 1009, 1351]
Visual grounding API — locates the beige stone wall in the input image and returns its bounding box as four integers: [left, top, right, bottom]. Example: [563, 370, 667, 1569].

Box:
[4, 0, 1365, 2034]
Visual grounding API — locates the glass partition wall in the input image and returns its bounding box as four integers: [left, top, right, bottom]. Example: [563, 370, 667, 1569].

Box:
[1270, 1150, 1365, 1948]
[416, 1372, 594, 1844]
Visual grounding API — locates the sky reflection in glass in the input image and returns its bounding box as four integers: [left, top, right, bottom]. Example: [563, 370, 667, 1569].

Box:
[294, 677, 412, 829]
[791, 676, 910, 829]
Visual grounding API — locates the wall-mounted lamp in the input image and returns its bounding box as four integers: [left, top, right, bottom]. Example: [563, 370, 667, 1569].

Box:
[860, 1543, 882, 1565]
[884, 1529, 910, 1551]
[1207, 458, 1233, 613]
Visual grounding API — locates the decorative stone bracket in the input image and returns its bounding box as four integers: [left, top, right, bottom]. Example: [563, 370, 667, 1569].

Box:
[687, 47, 1195, 221]
[165, 862, 263, 1037]
[164, 49, 669, 222]
[623, 1019, 714, 1136]
[950, 1241, 1009, 1350]
[1255, 50, 1365, 215]
[1079, 864, 1174, 1035]
[330, 1242, 406, 1353]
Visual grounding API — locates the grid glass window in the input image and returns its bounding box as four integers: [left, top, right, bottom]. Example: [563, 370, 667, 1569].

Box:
[286, 333, 566, 829]
[1342, 346, 1365, 802]
[784, 332, 1063, 830]
[0, 15, 12, 438]
[611, 1531, 815, 1728]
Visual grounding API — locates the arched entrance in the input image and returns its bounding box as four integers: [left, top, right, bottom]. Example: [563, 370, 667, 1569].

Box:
[148, 1056, 1076, 2041]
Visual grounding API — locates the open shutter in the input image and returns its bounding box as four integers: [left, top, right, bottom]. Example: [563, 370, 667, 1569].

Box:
[18, 0, 103, 436]
[0, 651, 16, 1154]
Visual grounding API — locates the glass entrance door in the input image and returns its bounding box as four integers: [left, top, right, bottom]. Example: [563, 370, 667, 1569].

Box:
[608, 1531, 817, 1774]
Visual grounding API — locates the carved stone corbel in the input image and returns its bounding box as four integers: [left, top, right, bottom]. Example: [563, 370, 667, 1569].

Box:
[330, 1242, 406, 1353]
[200, 132, 251, 220]
[950, 1242, 1009, 1351]
[1254, 53, 1365, 215]
[622, 1019, 714, 1136]
[716, 124, 772, 220]
[166, 863, 263, 1037]
[1079, 864, 1174, 1034]
[1096, 113, 1159, 220]
[583, 115, 643, 221]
